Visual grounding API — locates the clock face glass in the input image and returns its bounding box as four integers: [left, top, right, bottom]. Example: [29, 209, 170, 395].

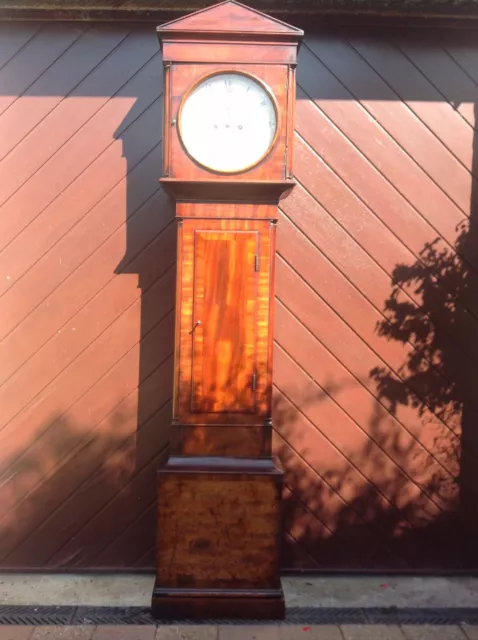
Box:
[178, 72, 278, 174]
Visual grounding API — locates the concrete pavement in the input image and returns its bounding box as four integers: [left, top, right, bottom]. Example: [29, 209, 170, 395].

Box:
[1, 624, 478, 639]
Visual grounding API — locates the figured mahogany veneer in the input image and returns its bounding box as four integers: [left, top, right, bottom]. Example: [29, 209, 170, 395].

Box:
[152, 0, 302, 620]
[175, 217, 275, 426]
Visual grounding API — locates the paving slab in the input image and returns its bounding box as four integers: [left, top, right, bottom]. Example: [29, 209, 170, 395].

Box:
[341, 624, 405, 639]
[156, 627, 218, 640]
[0, 576, 154, 607]
[31, 629, 94, 640]
[218, 626, 279, 640]
[279, 626, 343, 639]
[92, 626, 156, 640]
[462, 627, 478, 640]
[401, 626, 467, 640]
[282, 577, 478, 609]
[0, 628, 34, 640]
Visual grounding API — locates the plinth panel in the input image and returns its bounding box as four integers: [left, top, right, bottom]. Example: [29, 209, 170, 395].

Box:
[155, 464, 282, 590]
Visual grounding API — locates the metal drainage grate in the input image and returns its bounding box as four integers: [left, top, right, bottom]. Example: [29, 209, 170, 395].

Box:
[0, 605, 75, 626]
[74, 607, 155, 626]
[365, 607, 478, 626]
[1, 606, 478, 626]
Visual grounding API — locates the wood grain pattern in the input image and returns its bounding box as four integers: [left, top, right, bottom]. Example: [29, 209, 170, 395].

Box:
[171, 425, 270, 456]
[176, 218, 274, 425]
[162, 41, 297, 64]
[192, 229, 258, 413]
[156, 468, 281, 590]
[154, 6, 293, 618]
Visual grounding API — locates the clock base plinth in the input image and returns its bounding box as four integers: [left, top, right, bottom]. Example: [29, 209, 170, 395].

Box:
[152, 457, 284, 621]
[151, 586, 285, 620]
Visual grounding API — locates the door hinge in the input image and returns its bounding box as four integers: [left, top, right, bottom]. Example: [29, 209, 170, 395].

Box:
[254, 254, 259, 272]
[252, 372, 257, 392]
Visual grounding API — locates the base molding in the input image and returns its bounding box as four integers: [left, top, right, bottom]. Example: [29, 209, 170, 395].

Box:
[151, 583, 285, 619]
[152, 457, 284, 620]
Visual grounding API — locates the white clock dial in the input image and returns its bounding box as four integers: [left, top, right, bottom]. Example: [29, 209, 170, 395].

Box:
[178, 72, 278, 174]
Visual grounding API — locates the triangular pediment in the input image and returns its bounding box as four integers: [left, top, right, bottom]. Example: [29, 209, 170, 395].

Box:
[157, 0, 303, 37]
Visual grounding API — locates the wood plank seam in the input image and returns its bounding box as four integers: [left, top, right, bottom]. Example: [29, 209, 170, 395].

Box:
[0, 142, 164, 349]
[274, 262, 457, 509]
[0, 183, 169, 401]
[277, 196, 475, 436]
[273, 350, 450, 522]
[445, 45, 478, 88]
[93, 496, 157, 565]
[276, 246, 458, 442]
[295, 79, 478, 282]
[0, 218, 174, 436]
[392, 39, 478, 133]
[0, 24, 42, 74]
[350, 38, 477, 177]
[0, 28, 131, 165]
[301, 38, 474, 221]
[0, 303, 175, 506]
[1, 391, 173, 564]
[0, 24, 88, 119]
[272, 387, 413, 567]
[0, 45, 159, 218]
[274, 296, 459, 477]
[293, 107, 478, 321]
[312, 36, 473, 216]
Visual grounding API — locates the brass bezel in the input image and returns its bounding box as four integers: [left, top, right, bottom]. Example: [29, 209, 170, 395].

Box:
[177, 69, 281, 175]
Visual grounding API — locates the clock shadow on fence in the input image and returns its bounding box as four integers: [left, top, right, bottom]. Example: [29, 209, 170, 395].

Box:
[113, 92, 176, 567]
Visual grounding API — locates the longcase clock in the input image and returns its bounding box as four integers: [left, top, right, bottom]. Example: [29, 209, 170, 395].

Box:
[152, 0, 302, 620]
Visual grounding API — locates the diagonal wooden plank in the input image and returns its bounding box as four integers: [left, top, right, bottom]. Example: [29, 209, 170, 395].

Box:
[93, 499, 156, 567]
[275, 254, 459, 498]
[50, 418, 171, 568]
[445, 40, 478, 87]
[273, 344, 454, 568]
[0, 24, 86, 115]
[294, 91, 478, 320]
[0, 26, 128, 163]
[281, 531, 322, 572]
[297, 45, 474, 271]
[0, 114, 164, 345]
[348, 37, 475, 174]
[0, 23, 42, 70]
[0, 32, 161, 223]
[0, 219, 175, 436]
[275, 298, 459, 503]
[277, 210, 461, 435]
[272, 384, 412, 568]
[274, 333, 450, 527]
[0, 112, 163, 328]
[2, 365, 172, 567]
[285, 155, 478, 436]
[394, 36, 478, 130]
[0, 187, 172, 415]
[0, 297, 174, 528]
[306, 34, 472, 214]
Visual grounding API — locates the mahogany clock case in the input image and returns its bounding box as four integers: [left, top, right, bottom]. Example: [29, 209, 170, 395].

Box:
[158, 0, 301, 188]
[164, 63, 291, 182]
[152, 0, 302, 621]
